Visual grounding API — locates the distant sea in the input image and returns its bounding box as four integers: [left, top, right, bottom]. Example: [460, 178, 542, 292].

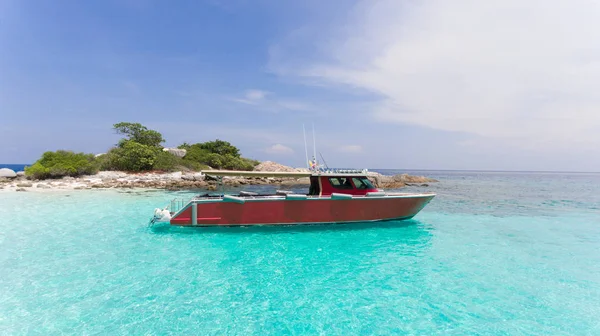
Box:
[0, 163, 28, 172]
[1, 170, 600, 334]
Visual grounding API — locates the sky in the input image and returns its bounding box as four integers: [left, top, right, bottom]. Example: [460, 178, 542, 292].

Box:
[1, 0, 599, 171]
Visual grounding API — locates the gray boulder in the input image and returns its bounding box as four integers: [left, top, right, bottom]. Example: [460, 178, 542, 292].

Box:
[254, 161, 295, 172]
[182, 172, 205, 181]
[0, 168, 17, 178]
[162, 148, 187, 158]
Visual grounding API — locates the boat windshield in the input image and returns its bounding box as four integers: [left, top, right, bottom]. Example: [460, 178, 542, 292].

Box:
[328, 177, 353, 189]
[352, 177, 375, 189]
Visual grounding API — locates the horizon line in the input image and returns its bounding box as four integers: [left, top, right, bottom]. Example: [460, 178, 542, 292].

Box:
[368, 168, 600, 174]
[1, 163, 598, 174]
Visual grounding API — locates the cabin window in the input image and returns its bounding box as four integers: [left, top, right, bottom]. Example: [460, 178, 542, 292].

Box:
[328, 177, 353, 189]
[352, 177, 375, 189]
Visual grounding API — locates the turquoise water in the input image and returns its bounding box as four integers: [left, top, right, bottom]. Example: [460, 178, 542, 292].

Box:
[1, 171, 600, 335]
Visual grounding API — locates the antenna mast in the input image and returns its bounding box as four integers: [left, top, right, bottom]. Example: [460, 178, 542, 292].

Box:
[312, 123, 317, 168]
[319, 152, 329, 169]
[303, 124, 309, 169]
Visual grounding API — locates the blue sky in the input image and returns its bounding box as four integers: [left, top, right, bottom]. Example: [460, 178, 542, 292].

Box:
[1, 0, 599, 171]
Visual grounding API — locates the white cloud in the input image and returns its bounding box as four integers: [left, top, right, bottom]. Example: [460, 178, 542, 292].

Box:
[339, 145, 363, 153]
[230, 89, 313, 113]
[233, 89, 269, 105]
[271, 0, 600, 152]
[244, 89, 268, 101]
[264, 144, 294, 155]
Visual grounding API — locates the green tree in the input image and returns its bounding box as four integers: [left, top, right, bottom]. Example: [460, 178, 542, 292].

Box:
[204, 153, 224, 169]
[198, 139, 240, 157]
[183, 144, 210, 163]
[177, 142, 192, 150]
[180, 142, 258, 171]
[113, 140, 159, 171]
[113, 122, 165, 148]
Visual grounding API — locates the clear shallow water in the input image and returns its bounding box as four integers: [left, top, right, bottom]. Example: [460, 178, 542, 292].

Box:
[1, 172, 600, 335]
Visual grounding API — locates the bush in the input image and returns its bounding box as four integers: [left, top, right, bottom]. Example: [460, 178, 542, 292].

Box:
[183, 145, 211, 163]
[197, 139, 240, 157]
[100, 141, 159, 171]
[241, 157, 260, 169]
[177, 142, 192, 151]
[181, 141, 259, 171]
[25, 150, 98, 179]
[152, 151, 181, 171]
[96, 151, 119, 171]
[153, 151, 208, 172]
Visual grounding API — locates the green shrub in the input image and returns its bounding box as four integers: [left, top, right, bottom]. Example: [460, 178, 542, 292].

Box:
[25, 150, 98, 179]
[204, 153, 224, 169]
[240, 157, 260, 169]
[177, 142, 192, 150]
[180, 141, 258, 171]
[24, 162, 50, 179]
[153, 151, 208, 172]
[100, 141, 159, 171]
[96, 151, 119, 171]
[197, 139, 240, 157]
[183, 145, 211, 163]
[152, 151, 181, 171]
[180, 160, 210, 171]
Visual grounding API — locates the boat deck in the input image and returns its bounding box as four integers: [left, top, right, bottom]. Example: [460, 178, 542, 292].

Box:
[189, 191, 435, 201]
[166, 191, 436, 215]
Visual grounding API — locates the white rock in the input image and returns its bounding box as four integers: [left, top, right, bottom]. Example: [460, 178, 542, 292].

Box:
[165, 172, 182, 180]
[162, 148, 187, 158]
[182, 172, 204, 181]
[96, 171, 128, 180]
[16, 171, 25, 177]
[85, 178, 103, 184]
[0, 168, 17, 178]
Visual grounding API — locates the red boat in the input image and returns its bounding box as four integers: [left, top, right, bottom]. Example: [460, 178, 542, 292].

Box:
[152, 169, 435, 227]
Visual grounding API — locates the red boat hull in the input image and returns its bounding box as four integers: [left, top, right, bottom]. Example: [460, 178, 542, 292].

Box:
[169, 194, 435, 226]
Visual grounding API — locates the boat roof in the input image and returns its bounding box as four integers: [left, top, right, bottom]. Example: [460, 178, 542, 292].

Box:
[200, 169, 370, 178]
[201, 170, 311, 178]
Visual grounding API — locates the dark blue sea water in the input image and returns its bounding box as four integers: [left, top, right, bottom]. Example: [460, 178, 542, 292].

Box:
[0, 164, 28, 172]
[1, 171, 599, 334]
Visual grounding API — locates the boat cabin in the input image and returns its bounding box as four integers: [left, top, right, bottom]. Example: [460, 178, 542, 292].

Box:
[200, 169, 379, 198]
[308, 174, 378, 196]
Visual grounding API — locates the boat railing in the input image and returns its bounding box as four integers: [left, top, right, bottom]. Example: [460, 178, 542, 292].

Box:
[169, 198, 191, 214]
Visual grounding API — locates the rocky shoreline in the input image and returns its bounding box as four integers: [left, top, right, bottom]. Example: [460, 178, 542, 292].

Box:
[0, 165, 438, 193]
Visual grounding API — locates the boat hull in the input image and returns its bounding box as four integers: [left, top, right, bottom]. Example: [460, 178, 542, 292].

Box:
[169, 193, 435, 227]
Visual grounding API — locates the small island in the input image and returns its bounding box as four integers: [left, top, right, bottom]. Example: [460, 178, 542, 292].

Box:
[0, 122, 438, 192]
